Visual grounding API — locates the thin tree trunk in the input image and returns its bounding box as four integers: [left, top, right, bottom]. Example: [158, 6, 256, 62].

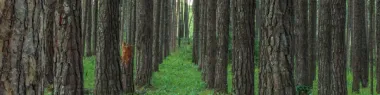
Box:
[93, 0, 99, 55]
[86, 0, 93, 56]
[376, 0, 380, 93]
[152, 0, 162, 72]
[308, 0, 317, 81]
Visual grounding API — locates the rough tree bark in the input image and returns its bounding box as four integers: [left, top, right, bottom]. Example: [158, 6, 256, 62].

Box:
[135, 0, 153, 88]
[94, 0, 123, 94]
[124, 0, 136, 93]
[0, 0, 45, 94]
[214, 0, 230, 93]
[331, 0, 347, 94]
[53, 0, 84, 94]
[232, 0, 255, 94]
[317, 0, 332, 94]
[352, 0, 368, 92]
[259, 0, 295, 95]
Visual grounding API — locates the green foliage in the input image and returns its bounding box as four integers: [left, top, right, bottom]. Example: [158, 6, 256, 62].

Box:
[296, 85, 312, 95]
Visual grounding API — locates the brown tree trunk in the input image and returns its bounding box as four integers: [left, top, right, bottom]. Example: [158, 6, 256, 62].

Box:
[331, 0, 347, 94]
[125, 0, 136, 93]
[232, 0, 255, 94]
[352, 0, 368, 92]
[200, 0, 208, 81]
[178, 0, 183, 47]
[308, 0, 317, 81]
[93, 0, 99, 55]
[368, 0, 375, 94]
[53, 0, 84, 94]
[376, 0, 380, 93]
[0, 0, 45, 94]
[94, 0, 123, 94]
[214, 0, 230, 93]
[184, 1, 189, 41]
[294, 0, 312, 89]
[192, 0, 200, 65]
[85, 0, 93, 56]
[259, 0, 295, 95]
[135, 0, 153, 88]
[317, 0, 332, 94]
[205, 0, 217, 89]
[42, 0, 56, 87]
[152, 0, 162, 72]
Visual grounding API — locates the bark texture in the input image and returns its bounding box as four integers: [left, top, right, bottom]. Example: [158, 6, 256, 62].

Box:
[85, 0, 92, 56]
[352, 0, 368, 92]
[294, 0, 312, 88]
[214, 0, 230, 93]
[205, 0, 217, 89]
[135, 0, 153, 88]
[259, 0, 295, 95]
[317, 0, 332, 94]
[331, 0, 347, 94]
[232, 0, 255, 94]
[307, 0, 317, 81]
[53, 0, 84, 94]
[152, 0, 162, 72]
[94, 0, 123, 94]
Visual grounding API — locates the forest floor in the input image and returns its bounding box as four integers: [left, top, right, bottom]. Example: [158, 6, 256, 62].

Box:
[82, 44, 376, 95]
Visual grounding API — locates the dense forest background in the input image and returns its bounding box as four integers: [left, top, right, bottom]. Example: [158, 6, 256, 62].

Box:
[0, 0, 380, 95]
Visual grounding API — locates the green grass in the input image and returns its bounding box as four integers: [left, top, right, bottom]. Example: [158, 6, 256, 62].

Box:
[83, 45, 377, 95]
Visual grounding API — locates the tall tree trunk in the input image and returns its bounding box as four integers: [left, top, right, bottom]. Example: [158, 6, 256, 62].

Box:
[178, 0, 183, 47]
[232, 0, 255, 94]
[125, 0, 136, 93]
[214, 0, 230, 93]
[135, 0, 153, 88]
[200, 0, 208, 81]
[0, 0, 45, 94]
[368, 0, 375, 94]
[192, 0, 200, 65]
[376, 0, 380, 93]
[184, 1, 189, 40]
[93, 0, 99, 55]
[205, 0, 217, 89]
[308, 0, 317, 81]
[318, 0, 332, 94]
[294, 0, 312, 89]
[94, 0, 123, 94]
[352, 0, 368, 92]
[259, 0, 295, 95]
[152, 0, 162, 72]
[86, 0, 93, 56]
[54, 0, 84, 94]
[42, 0, 56, 87]
[331, 0, 347, 94]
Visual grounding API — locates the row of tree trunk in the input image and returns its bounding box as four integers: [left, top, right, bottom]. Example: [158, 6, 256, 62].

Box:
[191, 0, 380, 95]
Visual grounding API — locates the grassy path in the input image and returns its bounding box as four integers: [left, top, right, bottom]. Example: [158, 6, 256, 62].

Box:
[146, 46, 206, 95]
